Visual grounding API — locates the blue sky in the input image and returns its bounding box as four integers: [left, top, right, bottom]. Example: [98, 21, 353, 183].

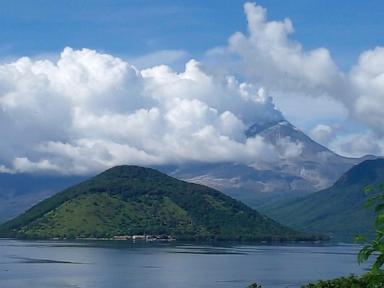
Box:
[1, 0, 384, 71]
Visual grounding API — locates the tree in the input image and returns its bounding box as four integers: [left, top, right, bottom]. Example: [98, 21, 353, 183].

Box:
[356, 184, 384, 286]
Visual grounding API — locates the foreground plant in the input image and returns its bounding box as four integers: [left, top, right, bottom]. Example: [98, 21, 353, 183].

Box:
[301, 274, 373, 288]
[355, 184, 384, 287]
[247, 283, 262, 288]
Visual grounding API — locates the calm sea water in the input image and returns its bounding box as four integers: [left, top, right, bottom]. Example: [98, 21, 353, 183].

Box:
[0, 240, 369, 288]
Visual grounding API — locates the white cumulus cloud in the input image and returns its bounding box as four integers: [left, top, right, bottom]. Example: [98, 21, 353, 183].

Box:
[0, 47, 291, 174]
[226, 2, 344, 97]
[349, 47, 384, 136]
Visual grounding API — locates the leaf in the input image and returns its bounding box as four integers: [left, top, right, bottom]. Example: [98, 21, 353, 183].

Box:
[372, 254, 384, 272]
[375, 203, 384, 213]
[365, 198, 375, 208]
[359, 184, 384, 276]
[376, 230, 384, 240]
[355, 235, 365, 243]
[364, 185, 374, 194]
[375, 214, 384, 227]
[358, 245, 375, 264]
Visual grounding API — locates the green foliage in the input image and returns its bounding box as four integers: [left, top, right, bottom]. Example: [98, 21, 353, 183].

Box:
[250, 274, 384, 288]
[356, 184, 384, 285]
[301, 274, 380, 288]
[14, 193, 197, 239]
[261, 159, 384, 240]
[0, 166, 317, 241]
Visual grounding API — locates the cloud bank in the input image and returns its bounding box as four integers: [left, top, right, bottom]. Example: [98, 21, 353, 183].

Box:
[0, 47, 287, 174]
[1, 2, 384, 174]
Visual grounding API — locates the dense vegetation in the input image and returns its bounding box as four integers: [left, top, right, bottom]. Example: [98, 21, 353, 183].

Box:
[248, 274, 383, 288]
[355, 184, 384, 286]
[301, 274, 380, 287]
[0, 165, 317, 241]
[261, 159, 384, 240]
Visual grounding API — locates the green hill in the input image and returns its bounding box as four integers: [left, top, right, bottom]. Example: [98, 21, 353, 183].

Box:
[260, 159, 384, 240]
[0, 165, 313, 241]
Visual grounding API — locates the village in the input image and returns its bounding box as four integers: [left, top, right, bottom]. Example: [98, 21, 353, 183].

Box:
[112, 234, 176, 242]
[68, 234, 176, 242]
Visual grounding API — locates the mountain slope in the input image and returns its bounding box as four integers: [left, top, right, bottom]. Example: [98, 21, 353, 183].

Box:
[168, 120, 370, 207]
[0, 166, 311, 241]
[260, 159, 384, 240]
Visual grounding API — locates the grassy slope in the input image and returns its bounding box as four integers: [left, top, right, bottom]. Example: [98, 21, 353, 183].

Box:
[18, 193, 199, 239]
[261, 159, 384, 239]
[0, 166, 310, 241]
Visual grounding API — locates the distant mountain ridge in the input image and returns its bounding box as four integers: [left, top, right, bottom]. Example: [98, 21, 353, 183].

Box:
[0, 165, 316, 241]
[260, 159, 384, 240]
[168, 119, 372, 207]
